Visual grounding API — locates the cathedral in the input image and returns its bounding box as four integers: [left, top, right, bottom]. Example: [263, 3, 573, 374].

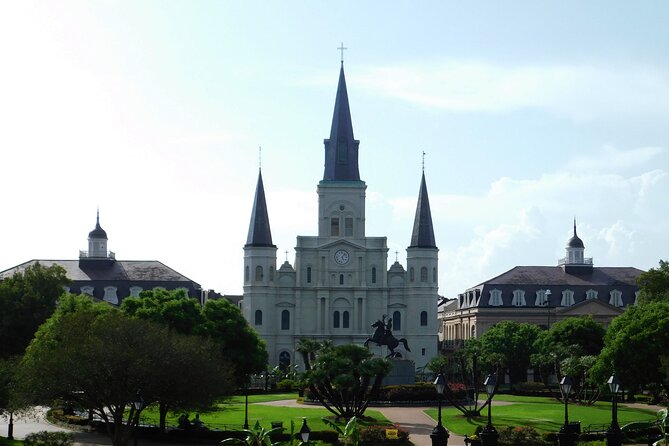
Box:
[242, 64, 439, 370]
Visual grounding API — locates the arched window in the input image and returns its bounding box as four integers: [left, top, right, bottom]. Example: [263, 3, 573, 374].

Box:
[269, 266, 274, 281]
[307, 267, 312, 283]
[420, 311, 428, 326]
[420, 267, 428, 282]
[254, 309, 263, 326]
[279, 351, 291, 369]
[393, 311, 402, 331]
[343, 311, 350, 328]
[281, 310, 290, 330]
[409, 267, 415, 282]
[245, 266, 249, 282]
[339, 274, 344, 285]
[371, 267, 377, 284]
[433, 267, 437, 283]
[255, 265, 263, 282]
[333, 311, 340, 328]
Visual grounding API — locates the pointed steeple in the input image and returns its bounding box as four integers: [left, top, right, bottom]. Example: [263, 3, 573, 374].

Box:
[245, 170, 275, 247]
[409, 173, 437, 248]
[323, 64, 361, 181]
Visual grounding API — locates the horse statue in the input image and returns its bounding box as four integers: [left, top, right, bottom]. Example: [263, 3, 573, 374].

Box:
[363, 315, 411, 358]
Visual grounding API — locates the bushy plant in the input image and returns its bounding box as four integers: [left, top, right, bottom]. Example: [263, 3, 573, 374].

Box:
[358, 425, 410, 446]
[24, 431, 73, 446]
[497, 426, 545, 446]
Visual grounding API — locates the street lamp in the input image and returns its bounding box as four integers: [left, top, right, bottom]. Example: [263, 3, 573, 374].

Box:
[430, 373, 449, 446]
[299, 417, 311, 444]
[606, 374, 623, 446]
[133, 391, 144, 446]
[558, 376, 576, 446]
[481, 374, 499, 446]
[243, 381, 249, 430]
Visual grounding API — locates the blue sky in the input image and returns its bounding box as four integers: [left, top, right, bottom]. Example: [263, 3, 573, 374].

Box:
[1, 1, 668, 297]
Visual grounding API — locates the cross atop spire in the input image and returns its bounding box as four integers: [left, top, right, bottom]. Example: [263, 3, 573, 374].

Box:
[422, 151, 426, 172]
[259, 146, 262, 170]
[338, 42, 347, 64]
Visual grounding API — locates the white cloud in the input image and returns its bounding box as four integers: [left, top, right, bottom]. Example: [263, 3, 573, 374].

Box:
[567, 145, 667, 172]
[352, 61, 669, 120]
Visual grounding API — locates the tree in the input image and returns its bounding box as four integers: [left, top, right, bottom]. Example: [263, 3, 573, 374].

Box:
[0, 262, 69, 359]
[532, 315, 605, 402]
[479, 320, 542, 385]
[591, 301, 669, 400]
[305, 343, 391, 421]
[637, 260, 669, 304]
[122, 290, 267, 385]
[19, 294, 233, 446]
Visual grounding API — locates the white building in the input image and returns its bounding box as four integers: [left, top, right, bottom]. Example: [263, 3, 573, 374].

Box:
[242, 63, 439, 370]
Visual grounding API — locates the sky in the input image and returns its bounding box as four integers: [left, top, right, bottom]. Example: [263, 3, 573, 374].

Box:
[1, 1, 668, 298]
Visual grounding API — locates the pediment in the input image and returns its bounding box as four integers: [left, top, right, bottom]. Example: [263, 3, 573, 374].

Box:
[318, 239, 365, 250]
[556, 299, 623, 317]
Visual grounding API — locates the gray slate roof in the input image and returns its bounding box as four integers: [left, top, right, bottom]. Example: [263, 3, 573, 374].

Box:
[323, 64, 361, 182]
[245, 170, 275, 247]
[481, 265, 642, 287]
[409, 172, 437, 248]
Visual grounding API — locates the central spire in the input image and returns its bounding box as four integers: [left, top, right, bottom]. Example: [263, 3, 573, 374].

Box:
[409, 172, 437, 248]
[245, 169, 275, 247]
[323, 64, 360, 181]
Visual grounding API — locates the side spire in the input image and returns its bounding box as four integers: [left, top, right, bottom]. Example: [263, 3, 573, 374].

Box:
[409, 172, 437, 248]
[245, 169, 275, 247]
[322, 64, 360, 181]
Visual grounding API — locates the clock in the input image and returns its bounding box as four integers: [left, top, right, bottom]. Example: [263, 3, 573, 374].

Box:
[334, 249, 350, 265]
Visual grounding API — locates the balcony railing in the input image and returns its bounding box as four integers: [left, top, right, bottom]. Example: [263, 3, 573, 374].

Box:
[558, 257, 592, 266]
[79, 250, 116, 260]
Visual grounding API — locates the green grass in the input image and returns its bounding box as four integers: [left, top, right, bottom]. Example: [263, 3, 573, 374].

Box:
[425, 397, 658, 436]
[0, 437, 23, 446]
[139, 393, 391, 431]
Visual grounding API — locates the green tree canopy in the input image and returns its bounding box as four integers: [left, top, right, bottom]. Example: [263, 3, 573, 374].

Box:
[122, 289, 267, 385]
[305, 343, 391, 421]
[479, 320, 542, 385]
[19, 294, 233, 446]
[636, 260, 669, 304]
[591, 301, 669, 398]
[0, 262, 69, 359]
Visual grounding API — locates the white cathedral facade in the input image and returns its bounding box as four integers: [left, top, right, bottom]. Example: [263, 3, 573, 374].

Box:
[241, 64, 439, 371]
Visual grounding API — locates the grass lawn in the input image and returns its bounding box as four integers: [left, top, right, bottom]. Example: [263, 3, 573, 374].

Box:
[139, 393, 391, 432]
[425, 395, 659, 436]
[0, 437, 23, 446]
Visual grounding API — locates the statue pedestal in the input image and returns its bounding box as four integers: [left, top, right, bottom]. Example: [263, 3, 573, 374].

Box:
[382, 359, 416, 385]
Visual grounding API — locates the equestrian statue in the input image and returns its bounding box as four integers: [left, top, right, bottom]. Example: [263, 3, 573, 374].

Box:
[363, 315, 411, 358]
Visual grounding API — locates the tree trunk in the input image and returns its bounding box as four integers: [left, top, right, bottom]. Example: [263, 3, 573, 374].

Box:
[159, 401, 168, 433]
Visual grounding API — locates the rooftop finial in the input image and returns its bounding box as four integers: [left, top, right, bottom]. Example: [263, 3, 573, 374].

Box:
[422, 151, 426, 172]
[573, 217, 577, 236]
[96, 207, 100, 226]
[285, 250, 289, 262]
[338, 42, 347, 64]
[395, 250, 399, 262]
[259, 146, 262, 170]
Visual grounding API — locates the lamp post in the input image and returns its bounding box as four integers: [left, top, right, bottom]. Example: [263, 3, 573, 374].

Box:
[243, 381, 249, 430]
[299, 417, 311, 445]
[606, 374, 623, 446]
[480, 374, 499, 446]
[430, 373, 449, 446]
[133, 391, 144, 446]
[558, 376, 576, 446]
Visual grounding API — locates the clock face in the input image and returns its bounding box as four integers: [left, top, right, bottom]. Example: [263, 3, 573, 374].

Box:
[334, 249, 350, 265]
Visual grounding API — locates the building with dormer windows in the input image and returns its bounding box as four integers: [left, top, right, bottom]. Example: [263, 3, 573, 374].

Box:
[242, 63, 440, 370]
[439, 220, 644, 351]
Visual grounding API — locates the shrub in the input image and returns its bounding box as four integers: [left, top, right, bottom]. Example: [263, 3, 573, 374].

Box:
[359, 425, 410, 446]
[497, 426, 545, 446]
[24, 431, 74, 446]
[276, 379, 296, 391]
[513, 382, 546, 393]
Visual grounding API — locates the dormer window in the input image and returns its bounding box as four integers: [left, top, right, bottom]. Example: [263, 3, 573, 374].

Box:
[535, 290, 550, 307]
[511, 289, 526, 306]
[609, 290, 623, 307]
[561, 290, 575, 306]
[488, 289, 503, 306]
[586, 289, 598, 300]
